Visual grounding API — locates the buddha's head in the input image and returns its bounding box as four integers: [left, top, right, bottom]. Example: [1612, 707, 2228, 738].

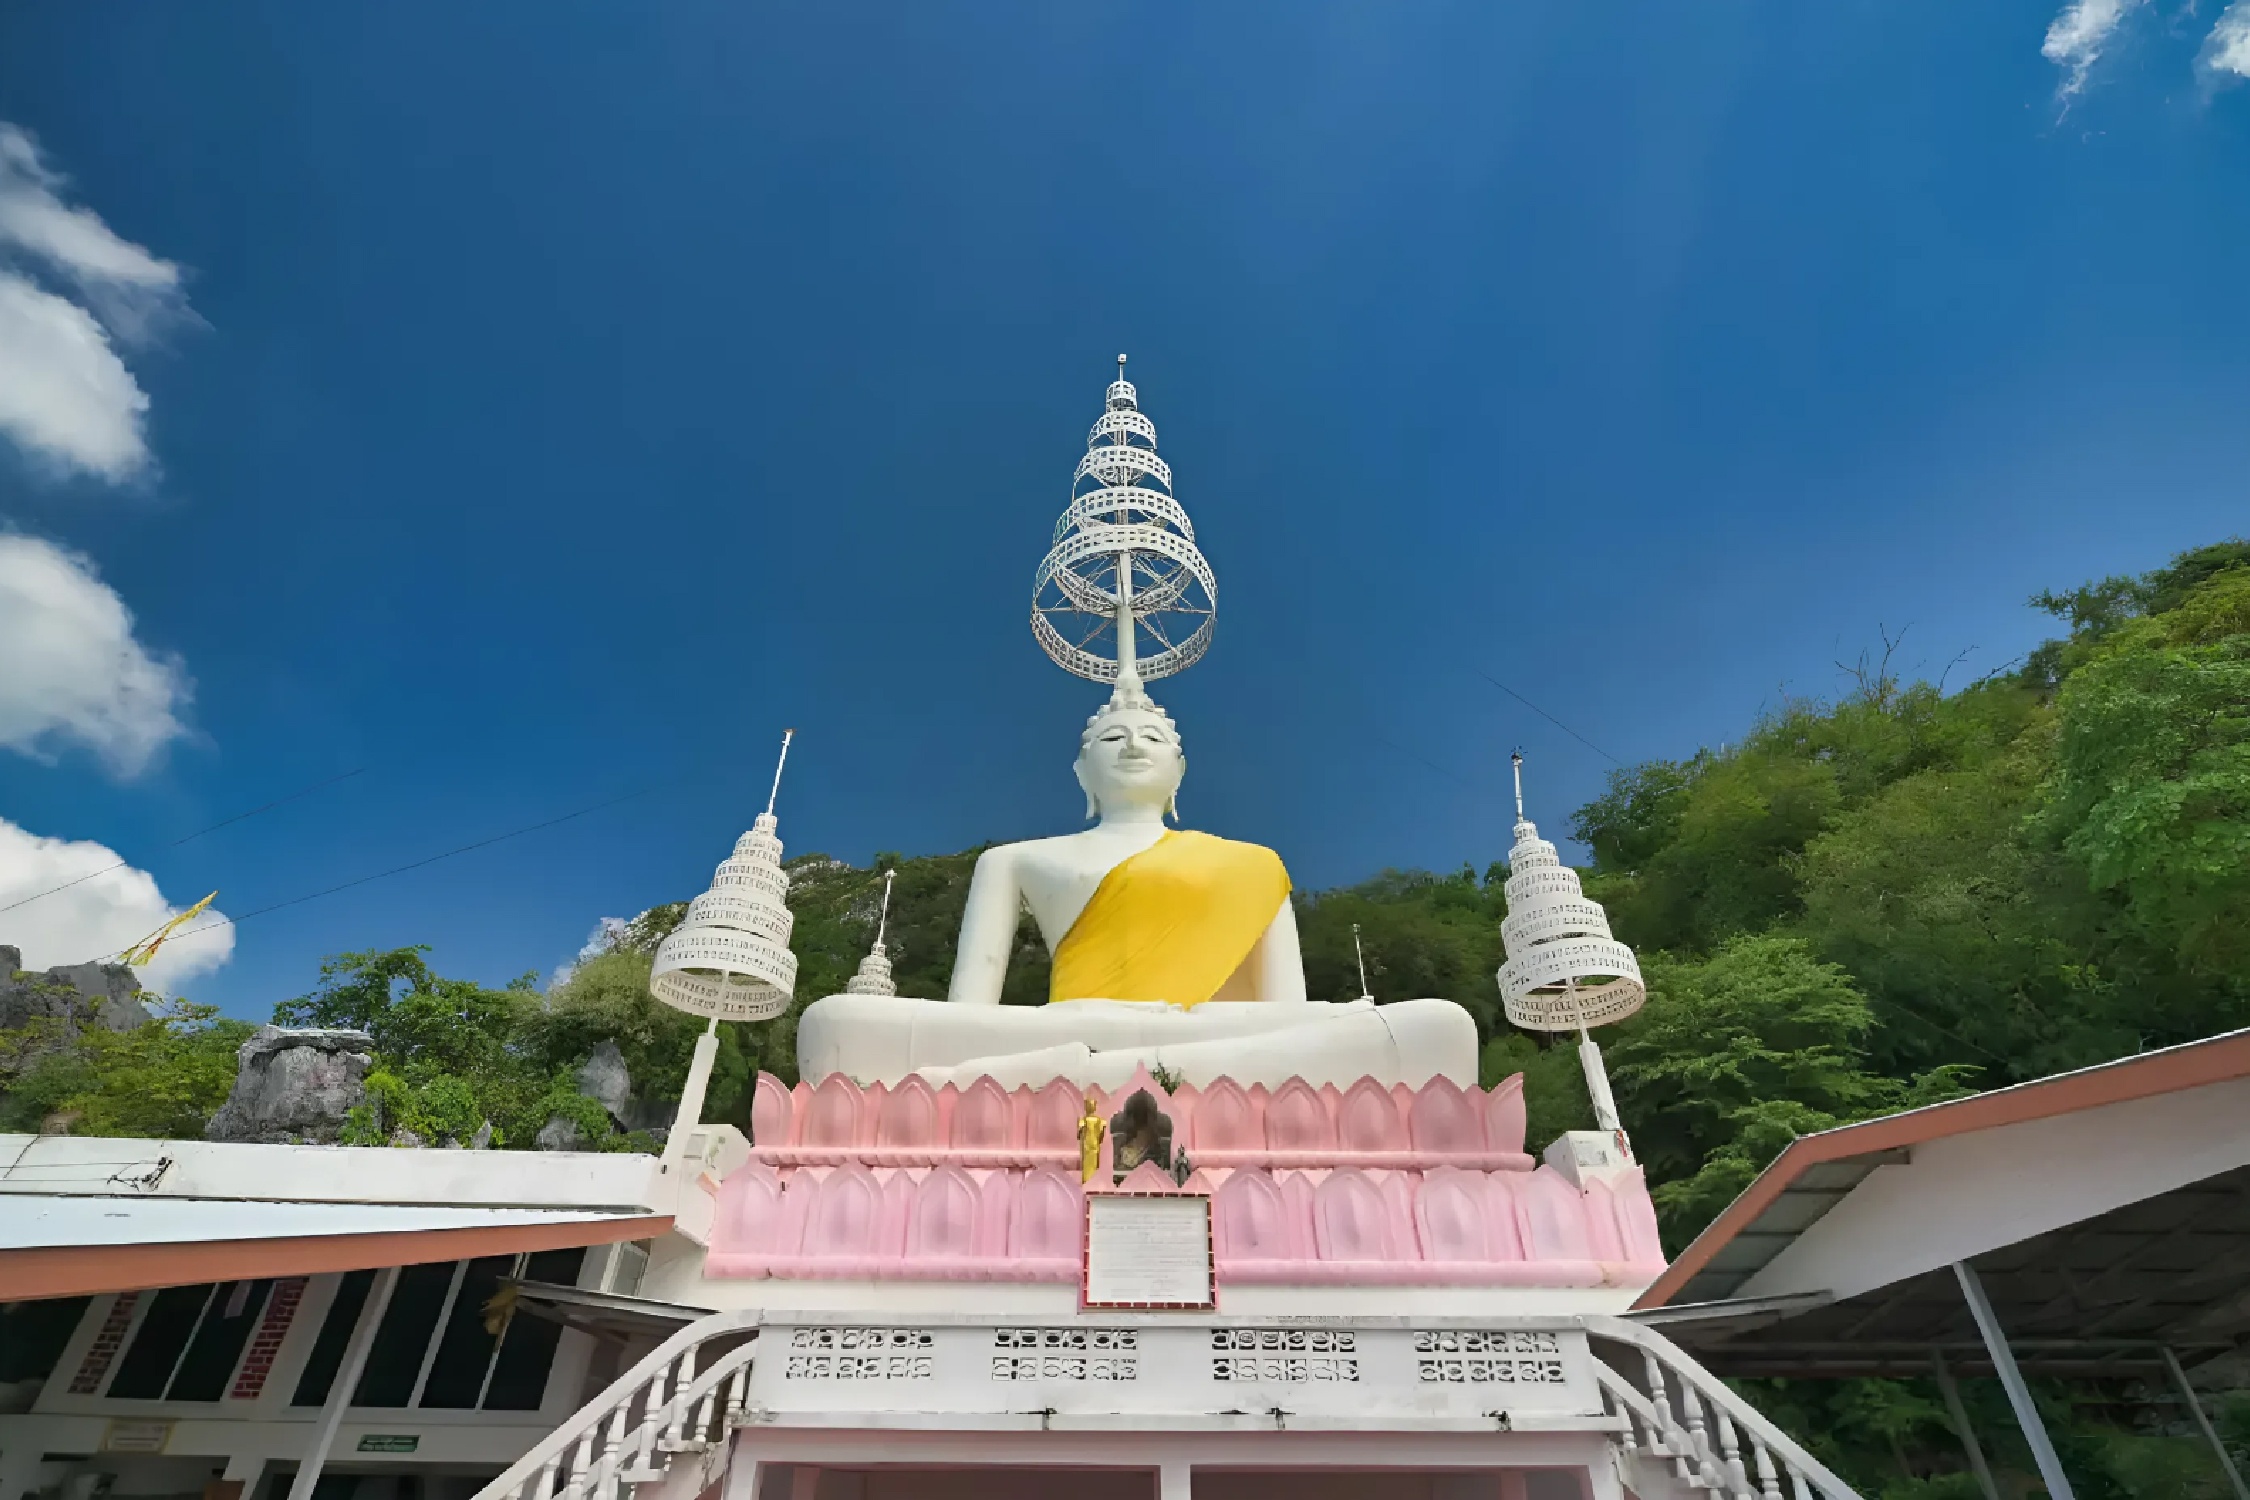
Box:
[1076, 686, 1185, 824]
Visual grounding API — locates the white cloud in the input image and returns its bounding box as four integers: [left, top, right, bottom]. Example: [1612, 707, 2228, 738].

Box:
[0, 534, 191, 776]
[2202, 1, 2250, 78]
[0, 122, 192, 480]
[0, 815, 234, 993]
[0, 276, 152, 480]
[2043, 0, 2147, 102]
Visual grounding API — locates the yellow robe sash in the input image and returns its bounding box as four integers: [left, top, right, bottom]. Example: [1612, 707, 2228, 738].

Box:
[1048, 830, 1292, 1007]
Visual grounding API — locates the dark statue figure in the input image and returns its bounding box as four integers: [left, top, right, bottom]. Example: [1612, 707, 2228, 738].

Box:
[1107, 1089, 1174, 1184]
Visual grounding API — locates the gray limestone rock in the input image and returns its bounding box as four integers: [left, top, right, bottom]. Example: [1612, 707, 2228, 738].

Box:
[535, 1115, 585, 1151]
[577, 1040, 632, 1121]
[0, 946, 153, 1036]
[203, 1026, 376, 1144]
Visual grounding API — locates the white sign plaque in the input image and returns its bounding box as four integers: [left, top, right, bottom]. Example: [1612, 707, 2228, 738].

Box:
[1081, 1193, 1215, 1310]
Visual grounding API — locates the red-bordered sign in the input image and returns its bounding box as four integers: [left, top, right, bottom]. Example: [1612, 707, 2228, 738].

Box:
[1079, 1191, 1217, 1311]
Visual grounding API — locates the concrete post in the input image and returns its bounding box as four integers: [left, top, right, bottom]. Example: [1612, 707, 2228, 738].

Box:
[219, 1454, 268, 1500]
[0, 1442, 43, 1500]
[1952, 1260, 2075, 1500]
[285, 1265, 399, 1500]
[1157, 1463, 1192, 1500]
[1930, 1348, 2000, 1500]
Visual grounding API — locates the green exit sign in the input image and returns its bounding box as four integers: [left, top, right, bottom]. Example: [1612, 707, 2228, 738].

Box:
[357, 1436, 420, 1454]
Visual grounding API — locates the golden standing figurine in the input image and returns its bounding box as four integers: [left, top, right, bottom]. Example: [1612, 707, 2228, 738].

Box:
[1076, 1093, 1107, 1183]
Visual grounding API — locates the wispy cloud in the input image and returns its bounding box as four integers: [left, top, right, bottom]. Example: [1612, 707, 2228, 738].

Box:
[0, 533, 191, 776]
[0, 122, 194, 481]
[2043, 0, 2148, 102]
[2202, 0, 2250, 78]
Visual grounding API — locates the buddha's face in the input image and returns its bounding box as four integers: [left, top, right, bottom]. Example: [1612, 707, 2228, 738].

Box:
[1076, 707, 1185, 820]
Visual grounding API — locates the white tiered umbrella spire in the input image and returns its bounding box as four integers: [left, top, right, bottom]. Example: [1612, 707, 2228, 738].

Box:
[843, 869, 898, 997]
[1031, 354, 1218, 701]
[1496, 753, 1646, 1141]
[649, 730, 801, 1022]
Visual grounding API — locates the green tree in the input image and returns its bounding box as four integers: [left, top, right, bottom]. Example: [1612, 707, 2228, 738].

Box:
[0, 995, 252, 1139]
[1601, 935, 1972, 1242]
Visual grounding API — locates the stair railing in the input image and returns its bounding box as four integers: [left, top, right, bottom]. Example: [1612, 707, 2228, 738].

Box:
[1584, 1315, 1862, 1500]
[473, 1309, 760, 1500]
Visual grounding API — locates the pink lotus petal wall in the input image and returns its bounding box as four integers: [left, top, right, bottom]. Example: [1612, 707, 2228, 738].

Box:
[706, 1066, 1667, 1286]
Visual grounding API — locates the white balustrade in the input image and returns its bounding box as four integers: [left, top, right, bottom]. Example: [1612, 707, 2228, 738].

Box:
[471, 1312, 759, 1500]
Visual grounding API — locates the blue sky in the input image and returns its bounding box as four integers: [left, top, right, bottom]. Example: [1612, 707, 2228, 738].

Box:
[0, 2, 2245, 1015]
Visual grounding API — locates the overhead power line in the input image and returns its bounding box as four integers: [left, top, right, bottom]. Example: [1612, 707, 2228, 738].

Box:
[1469, 668, 1622, 766]
[0, 768, 367, 917]
[88, 781, 662, 965]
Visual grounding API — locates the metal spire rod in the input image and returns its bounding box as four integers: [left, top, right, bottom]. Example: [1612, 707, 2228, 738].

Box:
[1112, 354, 1139, 693]
[765, 728, 795, 818]
[1510, 749, 1525, 822]
[875, 868, 896, 949]
[1352, 923, 1373, 1002]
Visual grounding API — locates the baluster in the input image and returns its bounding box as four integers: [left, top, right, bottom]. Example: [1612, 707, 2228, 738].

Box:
[696, 1380, 724, 1442]
[532, 1458, 561, 1500]
[1786, 1464, 1813, 1500]
[1752, 1441, 1783, 1500]
[641, 1362, 673, 1464]
[1715, 1406, 1750, 1497]
[597, 1399, 632, 1500]
[1639, 1352, 1682, 1467]
[668, 1353, 697, 1446]
[1682, 1386, 1718, 1489]
[566, 1424, 598, 1500]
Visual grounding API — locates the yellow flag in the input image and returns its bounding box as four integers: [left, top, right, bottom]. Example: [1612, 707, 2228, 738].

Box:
[120, 892, 217, 967]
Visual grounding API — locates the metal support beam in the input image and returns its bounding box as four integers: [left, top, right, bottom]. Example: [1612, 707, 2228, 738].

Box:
[287, 1265, 399, 1500]
[1954, 1260, 2075, 1500]
[2163, 1346, 2250, 1500]
[1931, 1348, 2000, 1500]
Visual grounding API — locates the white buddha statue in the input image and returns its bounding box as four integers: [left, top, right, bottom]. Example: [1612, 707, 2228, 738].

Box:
[794, 676, 1478, 1091]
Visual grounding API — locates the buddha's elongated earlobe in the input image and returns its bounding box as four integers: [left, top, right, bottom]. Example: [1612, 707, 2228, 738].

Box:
[1086, 790, 1100, 821]
[1166, 792, 1178, 823]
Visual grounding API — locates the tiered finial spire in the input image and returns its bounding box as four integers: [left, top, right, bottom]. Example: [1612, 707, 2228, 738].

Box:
[1495, 754, 1646, 1139]
[649, 730, 801, 1021]
[1031, 356, 1217, 706]
[844, 869, 899, 996]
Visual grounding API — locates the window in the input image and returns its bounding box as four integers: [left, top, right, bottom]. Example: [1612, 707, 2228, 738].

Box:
[0, 1296, 92, 1393]
[104, 1281, 273, 1401]
[171, 1280, 272, 1401]
[291, 1250, 585, 1413]
[292, 1270, 373, 1408]
[418, 1256, 514, 1408]
[354, 1263, 457, 1407]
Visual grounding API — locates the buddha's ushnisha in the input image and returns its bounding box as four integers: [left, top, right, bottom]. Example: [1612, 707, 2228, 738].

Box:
[794, 360, 1475, 1091]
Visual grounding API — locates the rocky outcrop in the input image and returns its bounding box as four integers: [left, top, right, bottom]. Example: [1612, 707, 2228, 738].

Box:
[203, 1026, 375, 1144]
[535, 1041, 676, 1149]
[578, 1040, 632, 1119]
[0, 945, 153, 1036]
[534, 1115, 586, 1151]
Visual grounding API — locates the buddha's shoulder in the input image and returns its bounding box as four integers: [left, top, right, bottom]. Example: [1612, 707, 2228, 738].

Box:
[1168, 829, 1283, 861]
[972, 833, 1100, 870]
